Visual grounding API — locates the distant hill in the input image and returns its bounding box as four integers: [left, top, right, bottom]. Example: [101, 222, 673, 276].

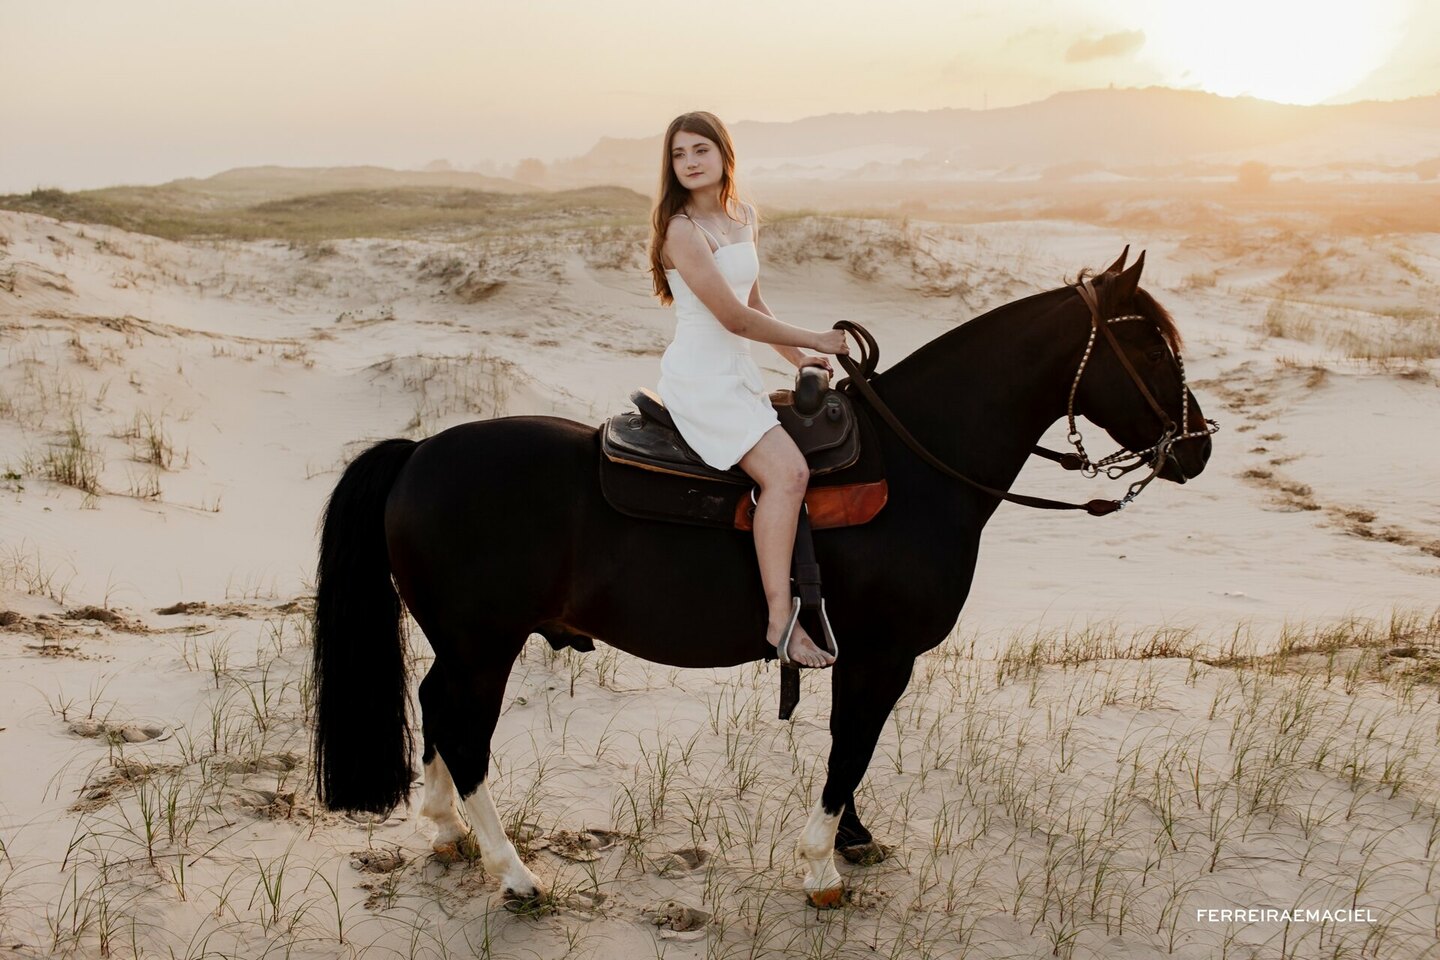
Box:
[82, 165, 536, 212]
[0, 171, 648, 241]
[185, 165, 536, 202]
[557, 87, 1440, 185]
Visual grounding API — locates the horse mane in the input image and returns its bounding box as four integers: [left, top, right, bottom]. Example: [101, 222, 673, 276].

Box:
[875, 284, 1075, 381]
[878, 264, 1184, 382]
[1074, 267, 1184, 354]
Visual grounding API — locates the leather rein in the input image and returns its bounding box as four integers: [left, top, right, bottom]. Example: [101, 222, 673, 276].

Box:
[832, 280, 1218, 517]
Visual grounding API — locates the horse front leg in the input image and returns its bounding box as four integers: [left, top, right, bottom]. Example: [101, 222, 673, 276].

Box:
[835, 798, 889, 863]
[797, 655, 914, 907]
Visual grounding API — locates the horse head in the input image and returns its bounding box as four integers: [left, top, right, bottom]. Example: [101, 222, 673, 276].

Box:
[1068, 251, 1215, 485]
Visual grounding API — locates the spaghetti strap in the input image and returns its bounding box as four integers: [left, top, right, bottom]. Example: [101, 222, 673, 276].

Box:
[670, 213, 721, 252]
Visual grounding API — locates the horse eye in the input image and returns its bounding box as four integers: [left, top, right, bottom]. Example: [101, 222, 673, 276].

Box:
[1146, 347, 1167, 363]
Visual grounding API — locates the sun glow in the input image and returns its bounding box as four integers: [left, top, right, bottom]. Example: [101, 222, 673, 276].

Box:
[1140, 0, 1411, 104]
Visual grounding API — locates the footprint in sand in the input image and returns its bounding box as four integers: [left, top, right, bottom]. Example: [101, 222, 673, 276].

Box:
[68, 719, 167, 742]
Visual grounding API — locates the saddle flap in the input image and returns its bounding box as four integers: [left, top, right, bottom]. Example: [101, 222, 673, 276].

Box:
[769, 389, 854, 458]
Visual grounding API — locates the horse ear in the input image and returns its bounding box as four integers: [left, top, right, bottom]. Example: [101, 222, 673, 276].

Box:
[1103, 245, 1130, 275]
[1109, 249, 1146, 303]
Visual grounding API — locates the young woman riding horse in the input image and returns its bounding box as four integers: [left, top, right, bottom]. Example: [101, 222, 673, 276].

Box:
[311, 243, 1214, 908]
[652, 111, 846, 669]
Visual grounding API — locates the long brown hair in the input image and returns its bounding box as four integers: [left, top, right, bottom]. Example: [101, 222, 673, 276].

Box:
[648, 111, 751, 304]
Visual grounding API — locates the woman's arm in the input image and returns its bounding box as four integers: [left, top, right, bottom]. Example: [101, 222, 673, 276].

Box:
[747, 283, 808, 366]
[665, 219, 822, 349]
[746, 208, 831, 371]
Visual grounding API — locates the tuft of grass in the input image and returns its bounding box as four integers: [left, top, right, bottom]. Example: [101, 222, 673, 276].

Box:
[118, 410, 175, 469]
[31, 416, 104, 493]
[1261, 297, 1440, 361]
[365, 351, 515, 439]
[0, 540, 76, 602]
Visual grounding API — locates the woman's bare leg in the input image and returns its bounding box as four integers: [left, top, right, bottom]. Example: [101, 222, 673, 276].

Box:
[738, 427, 835, 668]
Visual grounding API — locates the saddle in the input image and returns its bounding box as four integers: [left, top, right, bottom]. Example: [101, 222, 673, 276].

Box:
[599, 368, 888, 531]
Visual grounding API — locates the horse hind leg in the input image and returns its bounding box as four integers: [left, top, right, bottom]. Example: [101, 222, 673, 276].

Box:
[419, 641, 545, 905]
[420, 749, 480, 862]
[418, 667, 476, 862]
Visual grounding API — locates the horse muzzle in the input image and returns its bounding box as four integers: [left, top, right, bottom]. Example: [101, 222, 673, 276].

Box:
[1159, 433, 1212, 483]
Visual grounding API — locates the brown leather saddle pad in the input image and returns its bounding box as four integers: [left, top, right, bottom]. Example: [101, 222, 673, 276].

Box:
[599, 386, 887, 530]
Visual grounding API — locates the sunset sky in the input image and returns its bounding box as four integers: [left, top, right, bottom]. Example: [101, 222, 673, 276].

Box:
[2, 0, 1435, 192]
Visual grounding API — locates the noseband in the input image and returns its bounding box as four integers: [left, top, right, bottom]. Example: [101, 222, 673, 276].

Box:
[1054, 278, 1220, 508]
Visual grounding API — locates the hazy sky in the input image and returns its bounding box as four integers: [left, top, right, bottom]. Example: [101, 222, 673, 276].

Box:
[2, 0, 1435, 192]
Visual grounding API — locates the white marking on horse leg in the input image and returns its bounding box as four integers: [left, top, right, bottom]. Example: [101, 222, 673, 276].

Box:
[460, 779, 544, 897]
[420, 753, 469, 849]
[796, 800, 843, 898]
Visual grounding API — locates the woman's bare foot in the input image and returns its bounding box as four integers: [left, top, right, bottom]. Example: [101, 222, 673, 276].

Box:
[768, 619, 835, 668]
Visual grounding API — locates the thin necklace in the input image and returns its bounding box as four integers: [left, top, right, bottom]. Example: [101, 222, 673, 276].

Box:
[690, 204, 740, 239]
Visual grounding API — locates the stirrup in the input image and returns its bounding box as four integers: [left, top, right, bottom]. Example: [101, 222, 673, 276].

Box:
[777, 597, 802, 666]
[776, 600, 839, 667]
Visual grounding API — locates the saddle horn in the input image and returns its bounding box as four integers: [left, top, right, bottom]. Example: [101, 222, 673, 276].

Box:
[795, 366, 829, 419]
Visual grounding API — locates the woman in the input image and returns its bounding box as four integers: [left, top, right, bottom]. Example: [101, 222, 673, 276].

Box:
[648, 111, 847, 668]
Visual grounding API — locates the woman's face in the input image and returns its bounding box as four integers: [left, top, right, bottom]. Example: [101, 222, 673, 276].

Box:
[670, 130, 722, 192]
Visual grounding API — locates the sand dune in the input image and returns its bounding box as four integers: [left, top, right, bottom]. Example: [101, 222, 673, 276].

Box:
[1, 200, 1437, 958]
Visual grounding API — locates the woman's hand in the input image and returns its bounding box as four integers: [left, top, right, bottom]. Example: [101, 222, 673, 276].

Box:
[796, 354, 832, 374]
[812, 328, 850, 356]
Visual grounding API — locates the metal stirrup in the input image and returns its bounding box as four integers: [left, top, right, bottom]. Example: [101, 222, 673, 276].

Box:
[777, 596, 803, 666]
[777, 504, 837, 666]
[777, 598, 840, 666]
[816, 598, 838, 658]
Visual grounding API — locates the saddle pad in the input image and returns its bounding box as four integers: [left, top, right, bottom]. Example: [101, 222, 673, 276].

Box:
[733, 481, 888, 531]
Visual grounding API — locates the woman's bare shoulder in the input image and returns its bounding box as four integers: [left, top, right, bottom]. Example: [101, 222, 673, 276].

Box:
[664, 214, 705, 243]
[661, 215, 708, 269]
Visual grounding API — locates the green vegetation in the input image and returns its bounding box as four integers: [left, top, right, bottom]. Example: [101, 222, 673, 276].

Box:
[0, 176, 649, 242]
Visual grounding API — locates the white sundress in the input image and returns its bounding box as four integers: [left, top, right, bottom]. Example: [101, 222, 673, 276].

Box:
[657, 218, 780, 471]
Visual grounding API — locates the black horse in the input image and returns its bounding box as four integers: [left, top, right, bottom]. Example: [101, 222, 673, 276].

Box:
[311, 251, 1213, 907]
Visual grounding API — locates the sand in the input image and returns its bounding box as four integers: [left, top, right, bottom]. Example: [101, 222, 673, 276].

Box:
[1, 205, 1437, 958]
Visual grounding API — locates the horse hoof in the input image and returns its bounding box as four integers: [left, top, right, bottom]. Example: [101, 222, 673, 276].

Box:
[432, 833, 481, 863]
[502, 886, 552, 915]
[838, 841, 892, 866]
[806, 886, 845, 910]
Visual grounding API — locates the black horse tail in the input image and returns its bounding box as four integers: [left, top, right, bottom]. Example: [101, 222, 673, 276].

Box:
[312, 437, 418, 814]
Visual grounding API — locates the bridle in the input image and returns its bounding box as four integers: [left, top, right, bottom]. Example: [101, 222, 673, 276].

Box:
[833, 278, 1219, 516]
[1038, 277, 1221, 509]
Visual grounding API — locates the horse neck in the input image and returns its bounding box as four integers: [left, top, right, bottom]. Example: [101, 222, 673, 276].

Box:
[871, 295, 1086, 491]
